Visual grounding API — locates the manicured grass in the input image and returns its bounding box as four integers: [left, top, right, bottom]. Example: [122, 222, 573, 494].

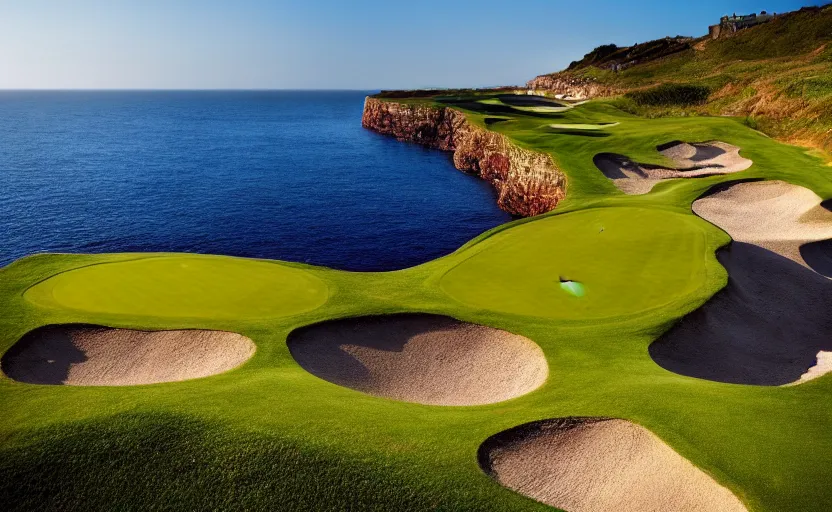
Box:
[2, 93, 832, 511]
[513, 105, 572, 113]
[441, 207, 713, 320]
[24, 255, 329, 319]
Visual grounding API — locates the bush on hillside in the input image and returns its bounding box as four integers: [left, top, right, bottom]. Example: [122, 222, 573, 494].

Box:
[626, 84, 711, 106]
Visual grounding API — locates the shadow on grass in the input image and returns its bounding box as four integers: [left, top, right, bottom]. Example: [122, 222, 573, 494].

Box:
[547, 128, 611, 138]
[495, 95, 567, 107]
[437, 97, 565, 119]
[0, 411, 494, 512]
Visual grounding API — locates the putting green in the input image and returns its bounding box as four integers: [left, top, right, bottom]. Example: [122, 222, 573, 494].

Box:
[549, 122, 619, 130]
[440, 207, 709, 320]
[24, 255, 329, 319]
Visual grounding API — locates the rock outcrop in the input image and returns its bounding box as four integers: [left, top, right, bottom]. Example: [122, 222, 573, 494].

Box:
[525, 74, 618, 99]
[362, 97, 567, 217]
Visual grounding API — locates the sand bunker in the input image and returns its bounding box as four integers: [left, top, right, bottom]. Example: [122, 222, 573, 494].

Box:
[650, 242, 832, 386]
[595, 141, 752, 194]
[515, 105, 572, 113]
[801, 238, 832, 278]
[1, 325, 255, 386]
[693, 180, 832, 271]
[287, 314, 547, 406]
[478, 417, 747, 512]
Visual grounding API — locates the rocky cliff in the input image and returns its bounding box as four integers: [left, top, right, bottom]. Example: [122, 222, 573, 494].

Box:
[361, 97, 567, 217]
[525, 74, 617, 99]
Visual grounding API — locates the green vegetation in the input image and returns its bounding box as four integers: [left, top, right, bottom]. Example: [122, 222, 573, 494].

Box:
[441, 207, 711, 320]
[626, 84, 711, 106]
[535, 5, 832, 155]
[3, 92, 832, 511]
[567, 38, 692, 71]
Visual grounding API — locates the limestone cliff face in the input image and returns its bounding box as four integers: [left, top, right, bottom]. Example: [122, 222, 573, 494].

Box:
[361, 97, 566, 217]
[525, 74, 617, 99]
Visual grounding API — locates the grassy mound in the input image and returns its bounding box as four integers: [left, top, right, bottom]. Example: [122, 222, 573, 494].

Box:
[531, 5, 832, 154]
[626, 84, 710, 106]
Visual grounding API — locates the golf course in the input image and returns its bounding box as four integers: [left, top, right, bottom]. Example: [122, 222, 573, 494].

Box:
[2, 87, 831, 511]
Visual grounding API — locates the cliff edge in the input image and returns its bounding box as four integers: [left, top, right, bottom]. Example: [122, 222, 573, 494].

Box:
[362, 97, 566, 217]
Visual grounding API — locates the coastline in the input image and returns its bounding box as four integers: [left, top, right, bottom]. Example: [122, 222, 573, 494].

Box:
[361, 97, 567, 217]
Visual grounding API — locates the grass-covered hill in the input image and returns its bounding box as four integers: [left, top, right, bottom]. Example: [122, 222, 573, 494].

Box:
[529, 4, 832, 156]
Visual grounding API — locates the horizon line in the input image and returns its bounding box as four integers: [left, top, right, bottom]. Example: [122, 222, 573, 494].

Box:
[0, 88, 382, 92]
[0, 84, 517, 92]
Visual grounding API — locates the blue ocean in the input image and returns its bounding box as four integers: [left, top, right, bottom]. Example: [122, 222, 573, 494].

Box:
[0, 91, 510, 271]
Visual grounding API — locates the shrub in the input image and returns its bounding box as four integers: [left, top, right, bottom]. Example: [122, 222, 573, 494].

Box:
[626, 84, 711, 106]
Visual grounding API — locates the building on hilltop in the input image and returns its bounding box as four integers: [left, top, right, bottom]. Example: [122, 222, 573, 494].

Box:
[709, 11, 775, 40]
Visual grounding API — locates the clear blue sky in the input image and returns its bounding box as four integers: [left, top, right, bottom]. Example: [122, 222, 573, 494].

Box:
[0, 0, 821, 89]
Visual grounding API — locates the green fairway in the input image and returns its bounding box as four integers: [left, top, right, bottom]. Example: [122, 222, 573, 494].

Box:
[2, 93, 832, 511]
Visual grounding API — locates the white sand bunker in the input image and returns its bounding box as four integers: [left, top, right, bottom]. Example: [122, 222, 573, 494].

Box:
[595, 141, 752, 194]
[693, 180, 832, 272]
[287, 314, 548, 406]
[1, 325, 255, 386]
[478, 417, 747, 512]
[650, 242, 832, 386]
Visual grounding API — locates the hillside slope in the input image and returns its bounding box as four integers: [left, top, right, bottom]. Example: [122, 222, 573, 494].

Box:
[528, 5, 832, 155]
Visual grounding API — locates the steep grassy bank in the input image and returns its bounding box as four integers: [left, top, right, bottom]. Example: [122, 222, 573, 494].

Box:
[528, 5, 832, 156]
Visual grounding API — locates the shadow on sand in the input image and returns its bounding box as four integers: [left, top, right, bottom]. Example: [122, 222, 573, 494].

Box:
[1, 325, 88, 385]
[649, 242, 832, 385]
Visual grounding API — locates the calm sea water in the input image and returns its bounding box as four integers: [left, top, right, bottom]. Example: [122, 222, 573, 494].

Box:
[0, 91, 510, 271]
